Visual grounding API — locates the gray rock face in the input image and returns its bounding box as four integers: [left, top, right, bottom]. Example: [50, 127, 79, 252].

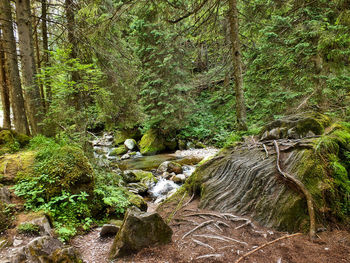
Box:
[124, 139, 137, 150]
[27, 215, 52, 236]
[9, 236, 82, 263]
[109, 208, 172, 259]
[100, 224, 120, 237]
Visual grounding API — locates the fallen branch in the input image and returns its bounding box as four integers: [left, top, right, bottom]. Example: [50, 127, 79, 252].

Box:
[273, 140, 316, 240]
[234, 233, 302, 263]
[193, 234, 248, 246]
[196, 254, 222, 260]
[192, 238, 215, 251]
[182, 220, 214, 239]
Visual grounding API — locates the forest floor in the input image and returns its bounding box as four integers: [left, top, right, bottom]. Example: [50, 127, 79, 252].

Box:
[71, 199, 350, 263]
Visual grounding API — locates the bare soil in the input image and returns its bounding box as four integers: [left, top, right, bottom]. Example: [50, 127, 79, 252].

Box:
[71, 198, 350, 263]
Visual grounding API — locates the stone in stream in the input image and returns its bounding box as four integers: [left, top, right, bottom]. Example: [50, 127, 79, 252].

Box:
[9, 236, 82, 263]
[157, 161, 183, 174]
[124, 139, 137, 150]
[171, 174, 186, 183]
[109, 208, 172, 259]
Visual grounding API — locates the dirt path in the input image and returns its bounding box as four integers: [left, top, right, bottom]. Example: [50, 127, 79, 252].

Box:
[71, 199, 350, 263]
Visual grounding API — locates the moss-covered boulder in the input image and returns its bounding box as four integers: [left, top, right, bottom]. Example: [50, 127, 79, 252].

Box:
[139, 129, 166, 155]
[0, 150, 36, 185]
[0, 129, 30, 155]
[157, 161, 183, 174]
[9, 236, 83, 262]
[114, 129, 141, 146]
[111, 145, 128, 156]
[109, 208, 172, 259]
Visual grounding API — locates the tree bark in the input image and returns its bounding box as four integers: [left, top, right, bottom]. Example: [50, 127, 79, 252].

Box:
[41, 0, 52, 104]
[0, 32, 11, 129]
[32, 5, 46, 112]
[65, 0, 81, 109]
[16, 0, 44, 135]
[228, 0, 247, 131]
[0, 0, 30, 135]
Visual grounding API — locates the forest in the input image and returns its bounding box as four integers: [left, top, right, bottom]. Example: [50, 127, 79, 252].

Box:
[0, 0, 349, 262]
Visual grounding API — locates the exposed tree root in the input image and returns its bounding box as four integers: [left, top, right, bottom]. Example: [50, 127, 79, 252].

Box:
[273, 140, 316, 240]
[184, 212, 227, 219]
[192, 238, 215, 251]
[234, 233, 302, 263]
[182, 220, 214, 239]
[193, 234, 248, 246]
[195, 254, 222, 260]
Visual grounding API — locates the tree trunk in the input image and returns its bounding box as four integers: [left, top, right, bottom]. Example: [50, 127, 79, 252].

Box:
[0, 32, 11, 129]
[32, 5, 46, 112]
[16, 0, 44, 135]
[0, 0, 30, 135]
[228, 0, 247, 131]
[41, 0, 52, 104]
[65, 0, 81, 109]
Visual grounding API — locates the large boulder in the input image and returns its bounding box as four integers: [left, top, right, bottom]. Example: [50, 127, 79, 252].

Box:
[139, 129, 166, 155]
[9, 236, 82, 263]
[123, 170, 157, 185]
[0, 151, 36, 185]
[109, 208, 172, 259]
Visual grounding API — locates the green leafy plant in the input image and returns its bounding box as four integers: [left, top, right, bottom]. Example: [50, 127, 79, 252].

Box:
[17, 223, 40, 236]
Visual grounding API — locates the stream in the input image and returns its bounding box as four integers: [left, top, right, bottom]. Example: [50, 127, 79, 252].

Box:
[92, 133, 218, 207]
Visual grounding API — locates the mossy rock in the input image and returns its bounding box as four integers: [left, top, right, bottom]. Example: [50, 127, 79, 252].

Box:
[0, 130, 30, 155]
[112, 145, 128, 156]
[37, 146, 94, 199]
[0, 201, 13, 233]
[139, 129, 166, 155]
[261, 112, 331, 139]
[130, 170, 157, 185]
[0, 150, 36, 185]
[114, 129, 141, 146]
[128, 194, 147, 211]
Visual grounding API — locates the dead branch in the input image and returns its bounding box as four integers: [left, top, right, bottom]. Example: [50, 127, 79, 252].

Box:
[182, 220, 214, 239]
[193, 234, 248, 246]
[192, 238, 215, 251]
[235, 220, 254, 230]
[273, 140, 316, 240]
[196, 254, 223, 260]
[234, 233, 302, 263]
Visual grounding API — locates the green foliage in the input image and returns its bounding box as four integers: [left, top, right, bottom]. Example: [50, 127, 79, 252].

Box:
[93, 170, 130, 216]
[0, 202, 14, 233]
[17, 223, 40, 236]
[13, 136, 94, 241]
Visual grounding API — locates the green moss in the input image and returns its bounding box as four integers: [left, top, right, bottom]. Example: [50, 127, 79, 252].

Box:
[0, 130, 30, 155]
[128, 194, 147, 211]
[17, 223, 40, 236]
[139, 129, 166, 155]
[114, 129, 141, 146]
[0, 202, 13, 233]
[131, 170, 157, 184]
[111, 145, 128, 156]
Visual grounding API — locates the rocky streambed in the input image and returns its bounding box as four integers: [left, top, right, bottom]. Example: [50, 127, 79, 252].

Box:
[91, 132, 218, 207]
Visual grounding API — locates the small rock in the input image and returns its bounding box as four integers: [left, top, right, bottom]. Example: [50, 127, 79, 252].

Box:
[171, 174, 186, 183]
[124, 139, 137, 150]
[121, 153, 130, 160]
[100, 224, 120, 237]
